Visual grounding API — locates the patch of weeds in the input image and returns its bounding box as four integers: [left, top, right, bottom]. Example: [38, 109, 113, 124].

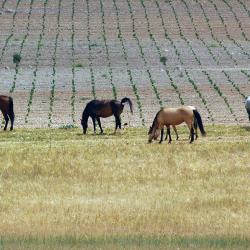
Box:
[90, 43, 98, 48]
[208, 43, 219, 48]
[59, 124, 78, 129]
[160, 56, 167, 65]
[13, 52, 21, 64]
[75, 63, 84, 68]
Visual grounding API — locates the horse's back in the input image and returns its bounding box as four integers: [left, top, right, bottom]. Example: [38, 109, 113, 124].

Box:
[85, 99, 115, 118]
[160, 106, 194, 125]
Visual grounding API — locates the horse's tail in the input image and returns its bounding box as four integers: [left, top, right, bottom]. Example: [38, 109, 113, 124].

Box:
[121, 97, 133, 114]
[247, 109, 250, 121]
[8, 96, 15, 119]
[193, 109, 206, 136]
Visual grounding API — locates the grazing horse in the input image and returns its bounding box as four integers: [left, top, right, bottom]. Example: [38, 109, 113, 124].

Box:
[0, 95, 14, 131]
[154, 106, 198, 141]
[245, 96, 250, 121]
[81, 97, 133, 134]
[148, 106, 206, 144]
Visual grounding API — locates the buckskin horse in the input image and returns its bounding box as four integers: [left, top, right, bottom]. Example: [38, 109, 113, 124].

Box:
[0, 95, 14, 131]
[153, 106, 199, 141]
[148, 106, 206, 144]
[81, 97, 133, 134]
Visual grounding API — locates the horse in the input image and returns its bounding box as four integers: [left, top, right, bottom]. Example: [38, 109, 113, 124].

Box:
[245, 96, 250, 121]
[81, 97, 133, 134]
[0, 95, 14, 131]
[148, 106, 206, 144]
[153, 106, 198, 142]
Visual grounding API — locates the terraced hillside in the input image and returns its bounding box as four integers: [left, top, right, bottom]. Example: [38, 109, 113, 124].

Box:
[1, 0, 250, 128]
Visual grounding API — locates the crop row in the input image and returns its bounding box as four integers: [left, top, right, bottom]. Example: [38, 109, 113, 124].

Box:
[47, 0, 62, 127]
[194, 0, 250, 86]
[202, 70, 238, 121]
[99, 0, 117, 100]
[156, 0, 214, 120]
[168, 0, 237, 121]
[70, 0, 76, 124]
[140, 0, 185, 106]
[208, 0, 250, 60]
[222, 0, 249, 42]
[112, 0, 145, 125]
[237, 0, 250, 18]
[0, 0, 21, 65]
[127, 0, 163, 108]
[194, 0, 238, 65]
[1, 0, 7, 9]
[10, 0, 34, 94]
[181, 0, 246, 102]
[86, 0, 96, 100]
[25, 0, 49, 123]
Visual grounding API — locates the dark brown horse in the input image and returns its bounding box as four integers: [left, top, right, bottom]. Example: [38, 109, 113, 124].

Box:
[81, 97, 133, 134]
[0, 95, 14, 131]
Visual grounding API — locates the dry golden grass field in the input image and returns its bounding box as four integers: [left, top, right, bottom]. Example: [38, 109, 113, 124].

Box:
[1, 1, 250, 248]
[0, 125, 250, 249]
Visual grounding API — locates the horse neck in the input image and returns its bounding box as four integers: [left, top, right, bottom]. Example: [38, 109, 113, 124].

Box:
[151, 114, 160, 133]
[82, 109, 89, 125]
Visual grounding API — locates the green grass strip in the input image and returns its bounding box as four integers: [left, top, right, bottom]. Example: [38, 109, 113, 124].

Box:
[1, 235, 250, 249]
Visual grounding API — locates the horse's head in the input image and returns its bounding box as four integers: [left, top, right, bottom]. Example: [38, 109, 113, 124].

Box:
[153, 129, 161, 140]
[148, 126, 157, 143]
[148, 111, 161, 143]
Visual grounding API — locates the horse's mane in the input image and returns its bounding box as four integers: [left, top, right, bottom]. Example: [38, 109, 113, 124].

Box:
[81, 102, 91, 124]
[151, 109, 162, 130]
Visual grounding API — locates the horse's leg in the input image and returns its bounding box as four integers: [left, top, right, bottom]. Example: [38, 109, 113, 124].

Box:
[190, 127, 195, 143]
[91, 117, 96, 134]
[3, 114, 9, 131]
[194, 119, 198, 140]
[114, 115, 120, 134]
[3, 113, 9, 130]
[159, 128, 164, 143]
[164, 126, 168, 141]
[173, 125, 179, 140]
[117, 116, 121, 130]
[187, 122, 195, 143]
[9, 113, 14, 131]
[167, 127, 172, 144]
[97, 118, 103, 134]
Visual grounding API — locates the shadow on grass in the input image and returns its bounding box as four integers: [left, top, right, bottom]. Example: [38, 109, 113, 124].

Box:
[241, 126, 250, 132]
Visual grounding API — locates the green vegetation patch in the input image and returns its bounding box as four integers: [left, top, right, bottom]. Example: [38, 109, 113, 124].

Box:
[1, 235, 250, 249]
